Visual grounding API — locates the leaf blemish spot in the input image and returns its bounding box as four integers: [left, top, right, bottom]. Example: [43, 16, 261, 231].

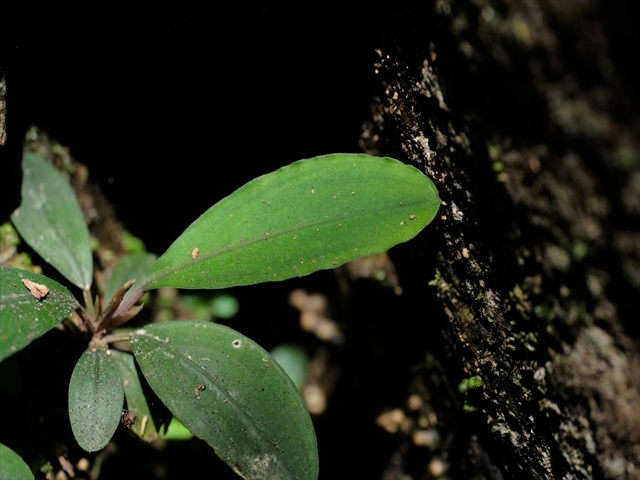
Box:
[191, 247, 200, 259]
[195, 384, 206, 398]
[21, 279, 50, 300]
[232, 339, 242, 349]
[409, 214, 416, 220]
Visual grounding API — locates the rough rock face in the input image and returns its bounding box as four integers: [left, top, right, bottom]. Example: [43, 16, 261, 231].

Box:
[365, 1, 640, 478]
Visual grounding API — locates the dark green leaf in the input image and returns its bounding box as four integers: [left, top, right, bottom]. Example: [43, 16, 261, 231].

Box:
[10, 153, 93, 290]
[111, 350, 160, 442]
[142, 154, 439, 290]
[0, 267, 80, 363]
[131, 321, 318, 480]
[68, 345, 124, 452]
[0, 443, 34, 480]
[103, 252, 157, 305]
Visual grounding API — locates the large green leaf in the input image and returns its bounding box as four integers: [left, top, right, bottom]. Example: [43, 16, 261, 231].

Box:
[111, 349, 161, 442]
[10, 153, 93, 290]
[142, 154, 439, 290]
[0, 443, 34, 480]
[131, 321, 318, 480]
[0, 267, 80, 363]
[68, 345, 124, 452]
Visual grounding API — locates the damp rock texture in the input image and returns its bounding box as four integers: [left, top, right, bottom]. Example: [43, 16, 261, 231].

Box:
[365, 1, 640, 478]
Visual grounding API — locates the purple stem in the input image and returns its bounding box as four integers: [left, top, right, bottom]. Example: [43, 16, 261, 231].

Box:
[113, 285, 145, 321]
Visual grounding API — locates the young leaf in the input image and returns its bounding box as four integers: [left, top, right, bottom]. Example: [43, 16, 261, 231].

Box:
[0, 443, 34, 480]
[142, 154, 439, 290]
[103, 252, 157, 305]
[131, 321, 318, 480]
[68, 345, 124, 452]
[160, 417, 194, 441]
[0, 267, 80, 363]
[111, 349, 161, 442]
[10, 153, 93, 290]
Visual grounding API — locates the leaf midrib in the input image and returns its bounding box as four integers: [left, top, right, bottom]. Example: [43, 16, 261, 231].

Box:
[143, 198, 428, 288]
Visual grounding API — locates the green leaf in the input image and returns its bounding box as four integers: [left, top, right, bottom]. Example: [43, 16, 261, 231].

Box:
[0, 443, 34, 480]
[111, 349, 160, 442]
[10, 153, 93, 290]
[160, 417, 194, 441]
[211, 293, 239, 319]
[131, 321, 318, 480]
[0, 267, 80, 363]
[142, 154, 439, 290]
[68, 345, 124, 452]
[270, 344, 309, 390]
[103, 252, 157, 304]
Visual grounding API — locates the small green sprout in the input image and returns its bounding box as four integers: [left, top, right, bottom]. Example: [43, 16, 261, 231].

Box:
[463, 403, 478, 413]
[458, 375, 484, 394]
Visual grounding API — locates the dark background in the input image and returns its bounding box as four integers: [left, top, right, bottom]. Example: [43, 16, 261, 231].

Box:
[2, 2, 380, 254]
